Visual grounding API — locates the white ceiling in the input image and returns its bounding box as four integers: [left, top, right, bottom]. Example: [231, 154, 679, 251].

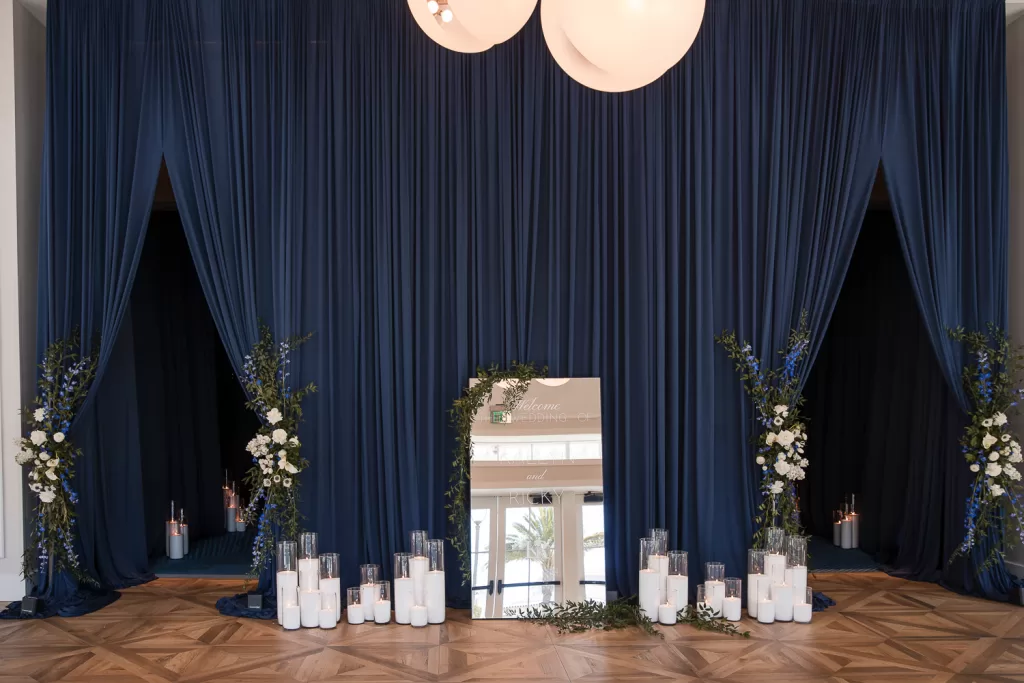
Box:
[19, 0, 46, 25]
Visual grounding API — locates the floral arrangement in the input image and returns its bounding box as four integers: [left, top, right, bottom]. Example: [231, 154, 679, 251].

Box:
[716, 313, 811, 545]
[516, 597, 749, 638]
[13, 332, 97, 585]
[948, 325, 1024, 571]
[239, 326, 316, 578]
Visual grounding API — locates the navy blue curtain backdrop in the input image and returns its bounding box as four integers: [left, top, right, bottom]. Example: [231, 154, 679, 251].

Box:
[24, 0, 1012, 616]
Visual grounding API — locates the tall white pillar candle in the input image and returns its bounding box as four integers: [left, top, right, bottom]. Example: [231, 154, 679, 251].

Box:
[794, 602, 812, 623]
[833, 521, 842, 545]
[765, 553, 787, 584]
[282, 604, 301, 629]
[410, 604, 428, 627]
[705, 580, 724, 615]
[226, 507, 237, 532]
[320, 577, 341, 614]
[300, 590, 321, 627]
[638, 569, 660, 621]
[168, 533, 184, 560]
[298, 558, 319, 592]
[840, 519, 853, 549]
[181, 524, 189, 555]
[235, 517, 246, 533]
[276, 570, 298, 625]
[649, 554, 669, 603]
[757, 598, 775, 623]
[658, 603, 677, 625]
[374, 600, 392, 624]
[722, 596, 742, 622]
[425, 571, 446, 624]
[410, 556, 428, 605]
[165, 521, 172, 555]
[347, 603, 364, 624]
[746, 573, 762, 618]
[666, 575, 688, 608]
[789, 566, 808, 604]
[394, 577, 415, 624]
[360, 584, 377, 620]
[318, 606, 337, 629]
[772, 583, 793, 622]
[850, 513, 860, 547]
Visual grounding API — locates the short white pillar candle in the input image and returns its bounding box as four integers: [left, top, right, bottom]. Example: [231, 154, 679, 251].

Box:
[649, 554, 668, 604]
[746, 573, 762, 618]
[276, 570, 298, 626]
[722, 596, 742, 622]
[318, 606, 337, 629]
[394, 577, 415, 624]
[756, 598, 775, 623]
[168, 533, 184, 560]
[789, 566, 808, 604]
[320, 577, 341, 614]
[360, 584, 377, 619]
[666, 574, 688, 609]
[410, 556, 428, 605]
[298, 558, 319, 592]
[658, 603, 677, 625]
[226, 507, 237, 532]
[346, 603, 364, 624]
[840, 519, 853, 549]
[705, 580, 724, 615]
[764, 553, 787, 584]
[638, 569, 660, 621]
[794, 602, 812, 623]
[772, 583, 793, 622]
[425, 571, 446, 624]
[374, 600, 392, 624]
[833, 521, 842, 545]
[181, 524, 189, 555]
[300, 590, 321, 627]
[282, 604, 301, 630]
[410, 604, 428, 627]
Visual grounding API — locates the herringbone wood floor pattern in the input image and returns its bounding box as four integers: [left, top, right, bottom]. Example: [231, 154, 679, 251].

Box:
[1, 573, 1022, 682]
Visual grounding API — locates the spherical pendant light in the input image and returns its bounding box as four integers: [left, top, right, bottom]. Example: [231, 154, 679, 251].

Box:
[448, 0, 538, 46]
[407, 0, 492, 53]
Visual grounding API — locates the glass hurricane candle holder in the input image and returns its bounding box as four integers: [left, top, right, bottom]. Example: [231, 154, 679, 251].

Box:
[638, 537, 656, 571]
[409, 530, 429, 557]
[704, 562, 724, 583]
[725, 577, 742, 599]
[360, 563, 381, 585]
[427, 539, 445, 572]
[787, 536, 807, 567]
[695, 583, 706, 609]
[764, 527, 786, 555]
[394, 552, 414, 624]
[668, 550, 687, 576]
[299, 532, 318, 559]
[747, 548, 765, 575]
[347, 587, 364, 624]
[278, 541, 298, 572]
[648, 528, 668, 555]
[320, 553, 341, 614]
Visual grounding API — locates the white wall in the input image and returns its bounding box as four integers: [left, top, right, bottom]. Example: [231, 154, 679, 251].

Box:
[1007, 14, 1024, 579]
[0, 0, 44, 600]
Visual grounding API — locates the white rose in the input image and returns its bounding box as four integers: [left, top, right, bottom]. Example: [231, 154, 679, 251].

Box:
[970, 463, 980, 472]
[263, 478, 271, 487]
[994, 412, 1008, 426]
[38, 489, 56, 503]
[982, 433, 998, 450]
[53, 432, 65, 443]
[983, 418, 994, 428]
[1002, 434, 1011, 443]
[266, 408, 283, 425]
[272, 429, 288, 444]
[283, 478, 292, 488]
[45, 470, 58, 481]
[766, 433, 777, 445]
[986, 462, 1002, 477]
[990, 483, 1005, 497]
[33, 408, 45, 422]
[755, 456, 765, 465]
[773, 417, 784, 426]
[775, 461, 791, 476]
[29, 431, 46, 446]
[989, 452, 1000, 462]
[775, 431, 795, 447]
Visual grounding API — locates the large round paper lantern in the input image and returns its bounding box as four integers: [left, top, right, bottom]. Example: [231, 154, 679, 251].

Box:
[407, 0, 492, 53]
[562, 0, 705, 78]
[541, 0, 666, 92]
[448, 0, 538, 46]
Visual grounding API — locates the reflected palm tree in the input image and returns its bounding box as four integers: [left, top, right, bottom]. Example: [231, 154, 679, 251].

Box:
[505, 508, 557, 605]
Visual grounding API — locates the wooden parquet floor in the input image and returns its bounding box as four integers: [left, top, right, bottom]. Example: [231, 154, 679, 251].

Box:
[1, 572, 1023, 682]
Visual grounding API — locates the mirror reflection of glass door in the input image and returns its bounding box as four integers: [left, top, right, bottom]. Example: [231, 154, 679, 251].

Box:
[498, 497, 563, 616]
[471, 498, 497, 618]
[581, 499, 606, 603]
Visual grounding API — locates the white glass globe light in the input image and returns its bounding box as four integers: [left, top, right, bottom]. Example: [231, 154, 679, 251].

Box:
[407, 0, 492, 53]
[541, 0, 666, 92]
[426, 0, 439, 14]
[448, 0, 538, 46]
[562, 0, 705, 77]
[536, 378, 572, 387]
[440, 7, 454, 22]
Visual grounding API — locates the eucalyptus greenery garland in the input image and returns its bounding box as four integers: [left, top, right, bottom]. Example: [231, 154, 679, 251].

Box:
[516, 597, 750, 638]
[447, 361, 545, 583]
[239, 326, 317, 579]
[14, 331, 97, 586]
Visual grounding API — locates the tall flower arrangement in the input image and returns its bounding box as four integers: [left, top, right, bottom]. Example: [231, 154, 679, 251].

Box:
[948, 325, 1024, 572]
[14, 332, 97, 585]
[240, 326, 316, 578]
[717, 314, 811, 546]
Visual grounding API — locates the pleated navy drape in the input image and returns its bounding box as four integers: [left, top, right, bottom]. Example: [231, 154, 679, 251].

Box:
[26, 0, 1013, 615]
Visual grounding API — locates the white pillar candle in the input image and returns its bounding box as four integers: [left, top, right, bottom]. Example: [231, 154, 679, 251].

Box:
[360, 583, 377, 620]
[394, 577, 415, 624]
[789, 566, 808, 604]
[320, 577, 341, 615]
[235, 517, 246, 533]
[300, 590, 321, 627]
[638, 569, 660, 621]
[649, 554, 669, 603]
[840, 519, 853, 549]
[658, 603, 677, 625]
[168, 533, 184, 560]
[410, 556, 428, 605]
[298, 558, 320, 592]
[746, 573, 762, 618]
[755, 574, 772, 617]
[833, 521, 842, 546]
[722, 596, 742, 622]
[666, 574, 688, 608]
[772, 583, 793, 622]
[165, 521, 172, 555]
[705, 580, 724, 616]
[850, 513, 860, 548]
[374, 600, 392, 624]
[282, 604, 301, 630]
[764, 553, 787, 584]
[410, 604, 428, 627]
[425, 571, 446, 624]
[276, 570, 299, 625]
[226, 507, 237, 532]
[181, 524, 189, 555]
[756, 598, 775, 623]
[794, 602, 812, 623]
[347, 603, 364, 624]
[318, 606, 337, 629]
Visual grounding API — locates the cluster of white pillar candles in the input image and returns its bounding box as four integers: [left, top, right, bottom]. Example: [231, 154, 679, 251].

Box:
[637, 527, 812, 625]
[223, 476, 247, 534]
[832, 494, 860, 549]
[164, 500, 189, 560]
[274, 530, 446, 630]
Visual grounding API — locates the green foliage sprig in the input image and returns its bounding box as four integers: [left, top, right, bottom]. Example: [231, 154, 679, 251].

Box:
[447, 362, 545, 583]
[515, 597, 749, 638]
[15, 330, 98, 585]
[716, 313, 812, 546]
[239, 325, 317, 579]
[948, 324, 1024, 572]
